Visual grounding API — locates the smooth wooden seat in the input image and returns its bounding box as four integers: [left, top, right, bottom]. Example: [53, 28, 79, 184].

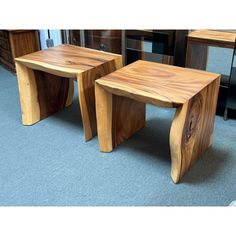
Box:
[95, 60, 221, 183]
[97, 60, 219, 107]
[15, 44, 122, 141]
[15, 44, 122, 77]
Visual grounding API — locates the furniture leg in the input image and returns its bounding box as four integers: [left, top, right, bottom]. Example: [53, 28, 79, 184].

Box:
[224, 108, 228, 120]
[95, 83, 146, 152]
[15, 62, 74, 125]
[77, 60, 122, 141]
[170, 78, 220, 183]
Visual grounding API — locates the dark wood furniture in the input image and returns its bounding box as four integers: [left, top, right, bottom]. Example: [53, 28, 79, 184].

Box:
[0, 30, 40, 73]
[95, 60, 220, 183]
[66, 30, 122, 54]
[84, 30, 122, 54]
[15, 45, 122, 141]
[185, 30, 236, 113]
[124, 30, 188, 66]
[67, 30, 81, 46]
[66, 30, 188, 67]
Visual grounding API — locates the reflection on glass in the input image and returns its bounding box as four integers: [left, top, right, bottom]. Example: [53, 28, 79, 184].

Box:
[206, 46, 233, 75]
[126, 38, 173, 65]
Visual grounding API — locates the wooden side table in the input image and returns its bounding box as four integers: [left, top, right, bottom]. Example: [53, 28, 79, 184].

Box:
[15, 44, 122, 141]
[95, 60, 220, 183]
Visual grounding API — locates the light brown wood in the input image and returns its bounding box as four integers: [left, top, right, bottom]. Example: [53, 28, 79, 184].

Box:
[15, 45, 122, 141]
[15, 61, 74, 125]
[15, 44, 122, 78]
[187, 30, 236, 48]
[111, 95, 145, 148]
[15, 62, 40, 125]
[170, 78, 220, 183]
[65, 78, 74, 107]
[95, 84, 113, 152]
[78, 61, 121, 141]
[96, 60, 220, 107]
[95, 60, 220, 183]
[96, 83, 146, 151]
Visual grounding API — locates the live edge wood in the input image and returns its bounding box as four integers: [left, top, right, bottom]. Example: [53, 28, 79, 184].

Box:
[15, 44, 122, 141]
[95, 60, 220, 183]
[170, 78, 220, 182]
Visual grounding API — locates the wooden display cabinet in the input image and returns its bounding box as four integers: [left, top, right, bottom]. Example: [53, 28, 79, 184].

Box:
[124, 30, 188, 66]
[66, 30, 122, 54]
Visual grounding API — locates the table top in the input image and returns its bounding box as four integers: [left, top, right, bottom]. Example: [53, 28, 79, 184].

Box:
[188, 30, 236, 48]
[15, 44, 121, 77]
[96, 60, 220, 107]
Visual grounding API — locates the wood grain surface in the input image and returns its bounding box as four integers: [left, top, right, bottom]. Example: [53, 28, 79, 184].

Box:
[15, 45, 122, 141]
[15, 44, 122, 78]
[96, 60, 220, 108]
[170, 77, 220, 183]
[15, 62, 74, 125]
[96, 60, 220, 183]
[96, 83, 145, 151]
[34, 71, 73, 119]
[187, 30, 236, 48]
[9, 30, 40, 59]
[78, 61, 121, 141]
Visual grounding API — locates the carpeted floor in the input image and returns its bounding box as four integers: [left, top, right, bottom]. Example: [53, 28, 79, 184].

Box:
[0, 65, 236, 206]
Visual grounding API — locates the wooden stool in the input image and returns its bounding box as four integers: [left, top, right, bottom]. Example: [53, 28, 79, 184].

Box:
[15, 44, 122, 141]
[95, 60, 220, 183]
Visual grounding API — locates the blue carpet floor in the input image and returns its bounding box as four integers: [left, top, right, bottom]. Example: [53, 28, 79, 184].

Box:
[0, 65, 236, 206]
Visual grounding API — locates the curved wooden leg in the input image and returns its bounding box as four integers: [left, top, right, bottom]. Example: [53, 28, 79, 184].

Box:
[77, 71, 97, 142]
[65, 78, 74, 107]
[170, 78, 220, 183]
[16, 62, 74, 125]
